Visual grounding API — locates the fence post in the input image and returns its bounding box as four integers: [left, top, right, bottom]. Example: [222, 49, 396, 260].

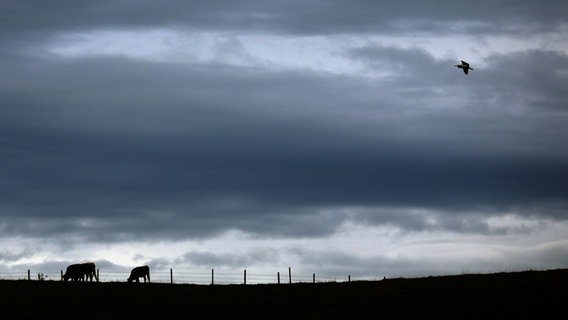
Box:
[288, 267, 292, 284]
[348, 275, 351, 282]
[27, 269, 30, 280]
[170, 268, 173, 284]
[96, 269, 99, 282]
[61, 270, 63, 281]
[211, 269, 214, 285]
[313, 273, 315, 283]
[244, 269, 246, 285]
[277, 272, 280, 284]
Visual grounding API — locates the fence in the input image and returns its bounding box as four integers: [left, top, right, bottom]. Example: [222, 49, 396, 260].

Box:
[0, 267, 353, 285]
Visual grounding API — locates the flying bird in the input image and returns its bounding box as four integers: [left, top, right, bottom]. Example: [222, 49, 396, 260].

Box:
[455, 60, 474, 74]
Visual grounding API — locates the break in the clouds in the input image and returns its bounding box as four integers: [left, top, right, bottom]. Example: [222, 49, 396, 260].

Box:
[1, 1, 568, 280]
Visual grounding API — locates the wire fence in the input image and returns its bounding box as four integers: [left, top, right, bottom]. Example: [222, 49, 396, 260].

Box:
[0, 268, 352, 285]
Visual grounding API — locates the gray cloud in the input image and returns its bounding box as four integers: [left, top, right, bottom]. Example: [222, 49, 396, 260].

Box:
[1, 0, 567, 51]
[0, 248, 36, 262]
[1, 1, 567, 277]
[2, 49, 568, 243]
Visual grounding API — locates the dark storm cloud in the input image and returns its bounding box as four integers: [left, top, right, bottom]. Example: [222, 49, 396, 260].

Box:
[1, 1, 568, 245]
[1, 0, 566, 44]
[483, 50, 568, 111]
[2, 43, 568, 242]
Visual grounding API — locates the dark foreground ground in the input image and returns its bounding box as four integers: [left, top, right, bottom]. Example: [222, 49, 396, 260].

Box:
[1, 268, 566, 319]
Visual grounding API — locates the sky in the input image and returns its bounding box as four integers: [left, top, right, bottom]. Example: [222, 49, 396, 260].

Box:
[1, 0, 568, 283]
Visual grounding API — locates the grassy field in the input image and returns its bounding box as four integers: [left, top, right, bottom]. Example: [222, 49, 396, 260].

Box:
[1, 268, 566, 319]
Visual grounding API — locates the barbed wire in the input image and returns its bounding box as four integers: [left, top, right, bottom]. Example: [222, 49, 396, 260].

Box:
[0, 269, 352, 284]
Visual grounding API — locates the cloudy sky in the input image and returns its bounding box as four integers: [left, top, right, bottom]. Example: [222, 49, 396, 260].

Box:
[1, 0, 568, 282]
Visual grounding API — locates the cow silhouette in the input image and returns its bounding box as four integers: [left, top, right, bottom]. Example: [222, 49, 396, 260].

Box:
[63, 262, 97, 282]
[127, 265, 150, 283]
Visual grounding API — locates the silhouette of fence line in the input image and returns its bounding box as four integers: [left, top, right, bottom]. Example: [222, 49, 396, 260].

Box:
[0, 268, 352, 285]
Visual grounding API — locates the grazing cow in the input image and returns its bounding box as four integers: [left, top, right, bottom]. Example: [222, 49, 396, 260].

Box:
[63, 264, 82, 282]
[63, 262, 97, 282]
[127, 265, 150, 283]
[82, 262, 97, 281]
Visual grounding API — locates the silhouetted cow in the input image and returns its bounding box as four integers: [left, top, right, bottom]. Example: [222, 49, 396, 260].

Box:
[63, 262, 97, 282]
[127, 265, 150, 283]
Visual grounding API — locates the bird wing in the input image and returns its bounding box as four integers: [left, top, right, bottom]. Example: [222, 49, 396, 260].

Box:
[461, 60, 469, 67]
[463, 68, 469, 74]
